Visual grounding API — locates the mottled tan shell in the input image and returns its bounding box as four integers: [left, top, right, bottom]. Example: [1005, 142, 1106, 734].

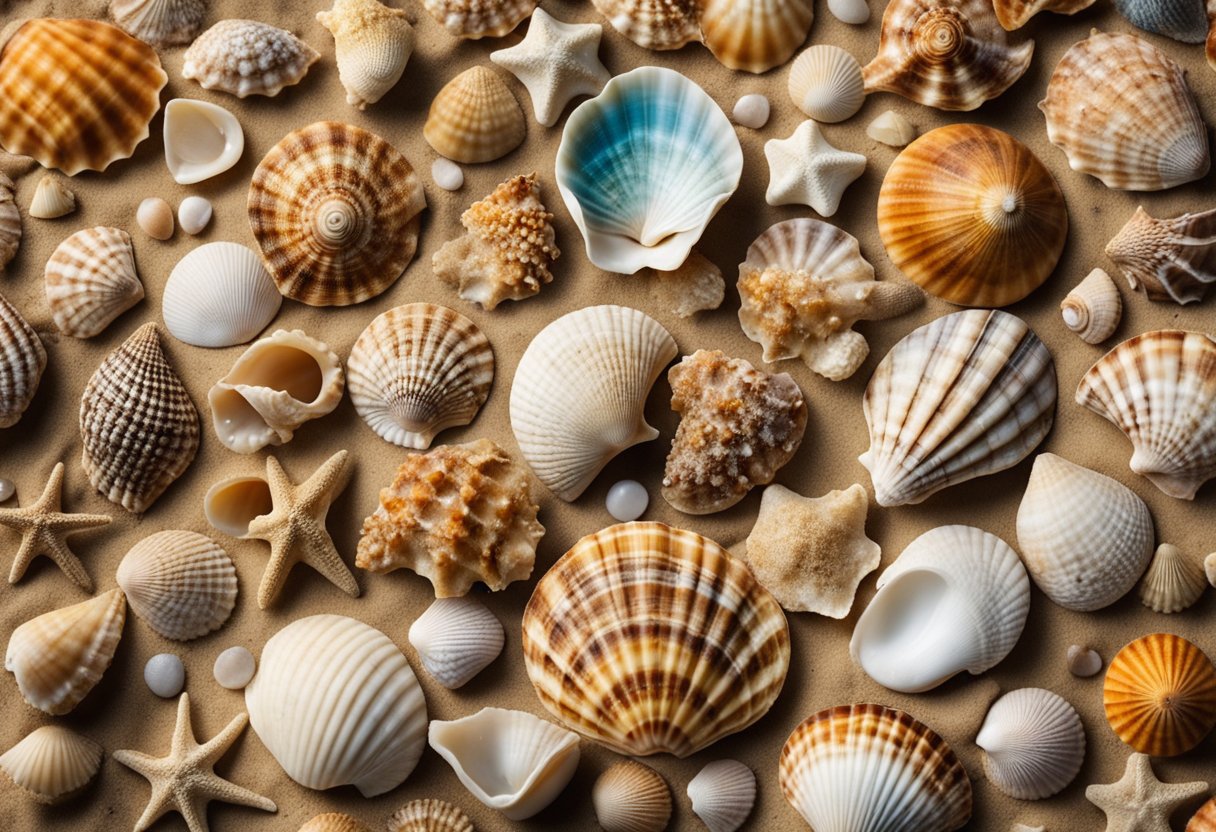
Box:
[0, 173, 21, 267]
[993, 0, 1095, 29]
[422, 0, 537, 38]
[317, 0, 414, 110]
[183, 19, 319, 98]
[388, 799, 475, 832]
[44, 227, 144, 339]
[1105, 206, 1216, 305]
[701, 0, 814, 74]
[116, 530, 238, 641]
[592, 761, 672, 832]
[0, 291, 46, 429]
[591, 0, 701, 49]
[0, 726, 103, 804]
[787, 45, 866, 124]
[110, 0, 207, 46]
[424, 66, 526, 164]
[1061, 268, 1121, 344]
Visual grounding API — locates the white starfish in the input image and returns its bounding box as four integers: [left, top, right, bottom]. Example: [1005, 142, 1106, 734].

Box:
[764, 120, 866, 217]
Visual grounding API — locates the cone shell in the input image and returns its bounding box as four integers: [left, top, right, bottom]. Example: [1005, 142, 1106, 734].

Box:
[1140, 544, 1207, 614]
[162, 241, 282, 348]
[861, 309, 1056, 507]
[1061, 268, 1121, 344]
[787, 45, 865, 124]
[701, 0, 814, 74]
[0, 291, 46, 429]
[1103, 633, 1216, 757]
[0, 19, 167, 175]
[408, 596, 504, 689]
[1105, 206, 1216, 305]
[509, 305, 677, 501]
[299, 814, 373, 832]
[592, 761, 672, 832]
[0, 725, 102, 804]
[0, 173, 18, 268]
[687, 760, 756, 832]
[317, 0, 414, 109]
[591, 0, 700, 49]
[522, 522, 790, 757]
[993, 0, 1096, 29]
[248, 121, 426, 306]
[388, 800, 475, 832]
[183, 19, 319, 98]
[424, 67, 526, 164]
[28, 175, 75, 220]
[422, 0, 537, 38]
[976, 688, 1086, 801]
[44, 227, 144, 339]
[4, 589, 126, 715]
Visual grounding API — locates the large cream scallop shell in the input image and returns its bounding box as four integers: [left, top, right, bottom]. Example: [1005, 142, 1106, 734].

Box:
[509, 305, 677, 501]
[590, 0, 700, 49]
[116, 529, 237, 641]
[163, 98, 244, 185]
[0, 291, 46, 429]
[701, 0, 814, 74]
[44, 227, 144, 339]
[422, 0, 537, 38]
[976, 688, 1086, 801]
[1105, 206, 1216, 305]
[408, 596, 504, 689]
[162, 242, 281, 348]
[1061, 268, 1121, 344]
[317, 0, 414, 109]
[993, 0, 1096, 29]
[183, 19, 319, 98]
[245, 614, 428, 796]
[0, 725, 103, 804]
[687, 760, 756, 832]
[0, 173, 19, 268]
[424, 66, 526, 164]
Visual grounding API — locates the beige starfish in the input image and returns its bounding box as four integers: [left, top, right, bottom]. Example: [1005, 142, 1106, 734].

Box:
[1086, 753, 1208, 832]
[0, 462, 111, 591]
[113, 692, 276, 832]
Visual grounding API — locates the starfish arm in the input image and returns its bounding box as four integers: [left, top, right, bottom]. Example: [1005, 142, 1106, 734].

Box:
[300, 521, 360, 598]
[55, 511, 113, 531]
[112, 748, 161, 777]
[198, 773, 277, 814]
[256, 538, 297, 609]
[7, 531, 41, 584]
[300, 450, 349, 512]
[44, 536, 94, 591]
[132, 783, 178, 832]
[174, 788, 211, 832]
[198, 712, 249, 763]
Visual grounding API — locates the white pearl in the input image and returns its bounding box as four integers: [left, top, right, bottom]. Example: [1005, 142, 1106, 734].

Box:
[0, 478, 13, 502]
[213, 646, 256, 690]
[732, 94, 770, 129]
[144, 653, 185, 698]
[177, 196, 213, 235]
[606, 479, 649, 522]
[432, 157, 464, 191]
[828, 0, 870, 23]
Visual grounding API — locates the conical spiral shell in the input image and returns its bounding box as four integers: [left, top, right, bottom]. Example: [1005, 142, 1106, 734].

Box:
[116, 529, 237, 641]
[1139, 544, 1207, 614]
[0, 173, 19, 268]
[28, 175, 75, 219]
[701, 0, 814, 74]
[44, 226, 144, 339]
[183, 19, 319, 98]
[1105, 206, 1216, 305]
[422, 0, 537, 38]
[590, 0, 700, 49]
[522, 522, 790, 757]
[687, 760, 756, 832]
[162, 241, 282, 348]
[110, 0, 206, 46]
[408, 596, 504, 689]
[787, 45, 865, 124]
[0, 291, 46, 429]
[976, 688, 1086, 801]
[317, 0, 414, 110]
[388, 800, 475, 832]
[592, 761, 672, 832]
[1061, 268, 1121, 344]
[993, 0, 1096, 29]
[0, 725, 103, 804]
[424, 66, 526, 164]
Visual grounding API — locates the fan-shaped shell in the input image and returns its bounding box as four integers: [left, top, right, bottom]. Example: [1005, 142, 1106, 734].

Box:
[1116, 0, 1208, 42]
[162, 242, 281, 348]
[347, 303, 493, 449]
[1191, 799, 1216, 832]
[1139, 544, 1207, 614]
[0, 292, 46, 429]
[509, 305, 677, 501]
[28, 175, 75, 220]
[701, 0, 814, 74]
[522, 522, 790, 757]
[976, 688, 1086, 801]
[163, 98, 244, 185]
[388, 800, 475, 832]
[590, 0, 700, 49]
[317, 0, 414, 109]
[592, 761, 672, 832]
[780, 704, 972, 832]
[993, 0, 1096, 29]
[1105, 206, 1216, 305]
[1061, 268, 1121, 344]
[110, 0, 206, 46]
[861, 309, 1056, 507]
[183, 19, 319, 98]
[408, 596, 504, 689]
[787, 45, 865, 124]
[44, 227, 144, 339]
[299, 814, 373, 832]
[423, 0, 536, 38]
[245, 614, 428, 796]
[0, 173, 19, 268]
[424, 66, 526, 164]
[0, 725, 103, 804]
[248, 121, 426, 306]
[0, 18, 167, 175]
[687, 760, 756, 832]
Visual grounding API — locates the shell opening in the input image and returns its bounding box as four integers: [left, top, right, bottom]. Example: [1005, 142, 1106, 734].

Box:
[913, 10, 966, 62]
[313, 196, 363, 251]
[204, 477, 273, 537]
[1061, 303, 1084, 329]
[227, 344, 324, 402]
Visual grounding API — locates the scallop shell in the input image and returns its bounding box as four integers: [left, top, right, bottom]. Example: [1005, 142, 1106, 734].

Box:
[522, 522, 790, 757]
[408, 596, 504, 689]
[861, 309, 1056, 507]
[208, 329, 344, 454]
[0, 173, 19, 268]
[687, 760, 756, 832]
[1191, 799, 1216, 832]
[0, 18, 167, 175]
[0, 291, 47, 429]
[110, 0, 207, 46]
[115, 529, 237, 641]
[163, 98, 244, 185]
[248, 121, 426, 306]
[245, 614, 428, 796]
[555, 67, 743, 273]
[423, 0, 536, 38]
[850, 525, 1031, 693]
[780, 704, 972, 832]
[1115, 0, 1208, 42]
[44, 227, 144, 339]
[183, 19, 319, 98]
[509, 305, 677, 501]
[388, 800, 475, 832]
[1139, 544, 1207, 614]
[1075, 330, 1216, 500]
[787, 45, 865, 124]
[1040, 30, 1208, 191]
[1061, 268, 1121, 344]
[590, 0, 700, 49]
[1105, 206, 1216, 305]
[79, 323, 199, 513]
[976, 688, 1086, 801]
[877, 123, 1068, 308]
[1103, 633, 1216, 757]
[0, 726, 103, 804]
[317, 0, 414, 109]
[861, 0, 1033, 111]
[424, 66, 526, 164]
[701, 0, 814, 74]
[592, 761, 672, 832]
[28, 175, 76, 220]
[4, 588, 126, 715]
[993, 0, 1096, 28]
[299, 814, 373, 832]
[162, 242, 282, 348]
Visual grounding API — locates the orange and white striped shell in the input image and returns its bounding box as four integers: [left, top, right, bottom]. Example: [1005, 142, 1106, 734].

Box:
[424, 66, 526, 164]
[700, 0, 814, 74]
[591, 0, 700, 50]
[992, 0, 1095, 29]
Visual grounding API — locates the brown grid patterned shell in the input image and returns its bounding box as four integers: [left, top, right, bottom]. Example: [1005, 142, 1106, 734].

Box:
[0, 291, 46, 428]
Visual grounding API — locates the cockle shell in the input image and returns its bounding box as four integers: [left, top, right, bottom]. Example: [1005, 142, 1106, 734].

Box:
[246, 614, 428, 796]
[701, 0, 814, 74]
[317, 0, 414, 109]
[522, 522, 790, 757]
[162, 242, 282, 348]
[0, 174, 19, 268]
[780, 704, 972, 832]
[510, 305, 677, 501]
[110, 0, 207, 46]
[249, 121, 426, 306]
[687, 760, 756, 832]
[408, 596, 504, 689]
[993, 0, 1095, 29]
[5, 589, 126, 715]
[0, 291, 46, 429]
[1061, 268, 1121, 344]
[388, 800, 475, 832]
[163, 98, 244, 185]
[976, 688, 1086, 801]
[861, 309, 1056, 507]
[424, 66, 526, 164]
[1040, 30, 1208, 191]
[1140, 544, 1207, 614]
[115, 530, 237, 641]
[44, 227, 144, 339]
[79, 323, 199, 513]
[590, 0, 700, 49]
[28, 175, 75, 220]
[0, 19, 167, 175]
[299, 814, 373, 832]
[592, 761, 672, 832]
[0, 726, 103, 804]
[787, 45, 865, 124]
[1105, 206, 1216, 305]
[850, 525, 1031, 693]
[183, 19, 319, 98]
[1116, 0, 1208, 42]
[423, 0, 536, 38]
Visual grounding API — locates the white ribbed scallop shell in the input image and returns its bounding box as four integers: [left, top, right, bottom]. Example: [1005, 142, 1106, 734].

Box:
[162, 242, 280, 348]
[976, 687, 1086, 801]
[0, 725, 103, 804]
[0, 292, 46, 429]
[44, 227, 144, 339]
[408, 596, 504, 689]
[116, 529, 237, 641]
[1139, 543, 1207, 614]
[687, 760, 756, 832]
[787, 45, 865, 123]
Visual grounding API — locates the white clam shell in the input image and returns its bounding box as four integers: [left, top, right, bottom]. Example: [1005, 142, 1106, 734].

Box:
[687, 760, 756, 832]
[163, 242, 281, 348]
[408, 596, 504, 689]
[976, 687, 1086, 801]
[116, 529, 237, 641]
[788, 45, 866, 123]
[44, 226, 144, 339]
[28, 175, 76, 219]
[163, 98, 244, 185]
[0, 725, 102, 804]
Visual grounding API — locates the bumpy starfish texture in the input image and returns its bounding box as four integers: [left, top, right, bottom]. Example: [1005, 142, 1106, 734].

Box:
[1085, 753, 1207, 832]
[113, 693, 276, 832]
[764, 120, 866, 217]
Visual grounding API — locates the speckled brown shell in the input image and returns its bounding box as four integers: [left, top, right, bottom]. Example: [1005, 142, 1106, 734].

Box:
[1105, 206, 1216, 305]
[992, 0, 1095, 29]
[422, 0, 536, 38]
[591, 0, 701, 50]
[0, 173, 19, 269]
[0, 291, 45, 429]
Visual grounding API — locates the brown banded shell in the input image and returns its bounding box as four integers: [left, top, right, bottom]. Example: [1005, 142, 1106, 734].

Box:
[110, 0, 207, 46]
[116, 530, 238, 641]
[0, 291, 46, 429]
[593, 761, 672, 832]
[0, 725, 103, 804]
[993, 0, 1095, 29]
[423, 0, 536, 38]
[183, 19, 319, 98]
[591, 0, 701, 49]
[44, 227, 144, 339]
[1061, 268, 1121, 344]
[0, 173, 19, 268]
[700, 0, 814, 74]
[388, 799, 475, 832]
[1105, 206, 1216, 305]
[424, 67, 526, 164]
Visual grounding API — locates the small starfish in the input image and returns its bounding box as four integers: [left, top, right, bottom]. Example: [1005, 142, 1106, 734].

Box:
[113, 692, 276, 832]
[1085, 753, 1207, 832]
[491, 8, 611, 127]
[0, 462, 111, 591]
[764, 120, 866, 217]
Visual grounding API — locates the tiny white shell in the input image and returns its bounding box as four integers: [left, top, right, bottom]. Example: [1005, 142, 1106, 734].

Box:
[788, 45, 865, 123]
[432, 157, 464, 191]
[1061, 268, 1121, 345]
[163, 242, 281, 348]
[163, 98, 244, 185]
[408, 596, 504, 689]
[177, 196, 213, 235]
[28, 176, 76, 219]
[1067, 645, 1102, 677]
[606, 479, 648, 522]
[976, 688, 1086, 801]
[144, 653, 185, 698]
[687, 760, 756, 832]
[732, 93, 770, 129]
[0, 725, 103, 804]
[866, 110, 917, 147]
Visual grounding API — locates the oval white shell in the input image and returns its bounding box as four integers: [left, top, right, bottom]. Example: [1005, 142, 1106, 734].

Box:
[177, 196, 213, 235]
[0, 292, 46, 429]
[0, 725, 103, 804]
[163, 242, 281, 348]
[977, 688, 1086, 801]
[788, 45, 865, 123]
[687, 760, 756, 832]
[44, 227, 144, 339]
[407, 596, 504, 689]
[163, 98, 244, 185]
[182, 19, 320, 98]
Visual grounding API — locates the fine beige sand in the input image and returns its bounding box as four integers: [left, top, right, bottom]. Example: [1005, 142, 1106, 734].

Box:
[2, 1, 1215, 830]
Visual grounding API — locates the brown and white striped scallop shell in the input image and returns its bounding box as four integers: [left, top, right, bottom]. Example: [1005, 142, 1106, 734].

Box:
[299, 814, 373, 832]
[591, 0, 701, 49]
[424, 66, 526, 164]
[388, 799, 475, 832]
[110, 0, 207, 46]
[992, 0, 1095, 29]
[522, 521, 790, 757]
[79, 323, 200, 513]
[248, 121, 426, 306]
[182, 19, 319, 98]
[0, 173, 19, 269]
[700, 0, 814, 74]
[346, 303, 494, 450]
[592, 761, 672, 832]
[1105, 206, 1216, 305]
[422, 0, 537, 38]
[0, 725, 103, 804]
[44, 227, 144, 339]
[0, 292, 46, 429]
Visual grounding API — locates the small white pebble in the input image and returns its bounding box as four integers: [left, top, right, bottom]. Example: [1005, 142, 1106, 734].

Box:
[828, 0, 870, 24]
[432, 157, 464, 191]
[732, 94, 770, 129]
[177, 195, 213, 235]
[606, 479, 649, 522]
[1067, 644, 1102, 678]
[0, 478, 13, 502]
[213, 646, 256, 690]
[136, 197, 174, 240]
[145, 653, 185, 698]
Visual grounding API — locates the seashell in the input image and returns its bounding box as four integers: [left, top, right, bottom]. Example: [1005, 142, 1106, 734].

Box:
[245, 614, 428, 796]
[850, 525, 1031, 693]
[992, 0, 1095, 29]
[866, 109, 917, 146]
[737, 218, 923, 381]
[79, 323, 199, 513]
[1140, 544, 1207, 614]
[787, 45, 865, 124]
[162, 98, 244, 185]
[1068, 644, 1103, 678]
[423, 0, 536, 38]
[110, 0, 207, 46]
[511, 305, 675, 501]
[877, 123, 1067, 308]
[522, 522, 790, 757]
[687, 760, 756, 832]
[1041, 31, 1208, 192]
[861, 0, 1033, 111]
[732, 94, 770, 129]
[178, 196, 212, 235]
[606, 479, 649, 522]
[662, 349, 807, 514]
[299, 814, 373, 832]
[1061, 268, 1121, 344]
[163, 242, 280, 348]
[1015, 453, 1154, 612]
[249, 121, 426, 306]
[780, 704, 972, 831]
[208, 329, 344, 454]
[1076, 330, 1216, 500]
[4, 588, 126, 715]
[1192, 799, 1216, 832]
[1105, 206, 1216, 305]
[28, 175, 76, 220]
[408, 596, 505, 689]
[0, 174, 19, 268]
[1103, 632, 1216, 757]
[0, 19, 167, 175]
[1116, 0, 1208, 42]
[143, 652, 185, 698]
[0, 725, 103, 804]
[830, 0, 870, 22]
[976, 688, 1086, 801]
[592, 761, 672, 832]
[701, 0, 815, 74]
[555, 67, 743, 274]
[590, 0, 700, 49]
[763, 119, 866, 216]
[136, 196, 174, 240]
[0, 292, 47, 428]
[317, 0, 414, 110]
[861, 309, 1056, 507]
[183, 19, 319, 98]
[388, 800, 475, 832]
[424, 67, 526, 164]
[428, 707, 579, 820]
[44, 227, 144, 339]
[116, 529, 237, 641]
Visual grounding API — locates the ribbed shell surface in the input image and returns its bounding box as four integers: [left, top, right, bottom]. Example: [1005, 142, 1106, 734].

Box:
[388, 799, 475, 832]
[700, 0, 814, 74]
[1105, 206, 1216, 305]
[976, 687, 1086, 800]
[0, 173, 19, 268]
[110, 0, 207, 46]
[0, 725, 103, 804]
[162, 241, 281, 348]
[408, 596, 504, 689]
[116, 530, 238, 641]
[421, 0, 537, 38]
[44, 227, 144, 338]
[0, 291, 46, 429]
[423, 66, 526, 164]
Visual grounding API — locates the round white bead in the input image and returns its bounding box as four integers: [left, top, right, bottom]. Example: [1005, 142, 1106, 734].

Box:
[732, 94, 770, 129]
[432, 157, 464, 191]
[144, 653, 185, 698]
[177, 196, 213, 235]
[213, 646, 256, 690]
[606, 479, 649, 522]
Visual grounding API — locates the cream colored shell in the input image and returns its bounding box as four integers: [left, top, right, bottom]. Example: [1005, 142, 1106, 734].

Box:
[0, 291, 47, 429]
[162, 242, 281, 348]
[1105, 206, 1216, 305]
[976, 688, 1086, 800]
[44, 227, 144, 339]
[591, 0, 700, 49]
[183, 19, 319, 98]
[163, 98, 244, 185]
[422, 0, 537, 38]
[592, 761, 672, 832]
[687, 760, 756, 832]
[701, 0, 814, 74]
[1139, 543, 1207, 614]
[317, 0, 414, 109]
[0, 725, 103, 804]
[408, 596, 504, 689]
[787, 45, 865, 123]
[388, 800, 475, 832]
[424, 66, 526, 164]
[28, 175, 76, 220]
[1061, 268, 1121, 344]
[110, 0, 207, 46]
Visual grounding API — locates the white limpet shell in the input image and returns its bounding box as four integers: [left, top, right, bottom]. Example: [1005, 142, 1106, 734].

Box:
[28, 175, 76, 219]
[116, 529, 237, 641]
[764, 120, 866, 217]
[163, 242, 281, 349]
[163, 98, 243, 185]
[1067, 644, 1102, 677]
[687, 760, 756, 832]
[136, 197, 174, 240]
[317, 0, 414, 110]
[213, 645, 256, 690]
[44, 226, 144, 339]
[850, 525, 1031, 693]
[1139, 543, 1206, 614]
[183, 19, 320, 98]
[432, 158, 463, 191]
[246, 614, 428, 796]
[787, 45, 865, 123]
[976, 688, 1086, 801]
[428, 707, 580, 821]
[732, 93, 770, 129]
[1061, 268, 1121, 344]
[829, 0, 870, 23]
[0, 725, 103, 804]
[110, 0, 207, 46]
[408, 596, 504, 689]
[866, 109, 917, 146]
[509, 305, 677, 501]
[592, 761, 672, 832]
[143, 652, 185, 698]
[177, 195, 213, 235]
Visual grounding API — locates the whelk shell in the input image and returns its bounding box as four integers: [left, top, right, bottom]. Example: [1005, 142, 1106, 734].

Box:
[408, 596, 505, 689]
[424, 66, 526, 164]
[1105, 206, 1216, 305]
[1061, 268, 1121, 345]
[1140, 544, 1207, 614]
[0, 291, 47, 429]
[590, 0, 700, 49]
[0, 174, 19, 267]
[687, 760, 756, 832]
[701, 0, 815, 74]
[388, 800, 474, 832]
[44, 226, 144, 339]
[993, 0, 1096, 29]
[317, 0, 414, 110]
[163, 98, 244, 185]
[787, 45, 865, 124]
[976, 688, 1086, 801]
[28, 175, 76, 220]
[183, 19, 319, 98]
[592, 761, 672, 832]
[0, 725, 102, 804]
[109, 0, 207, 46]
[162, 241, 282, 349]
[1115, 0, 1208, 43]
[422, 0, 537, 38]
